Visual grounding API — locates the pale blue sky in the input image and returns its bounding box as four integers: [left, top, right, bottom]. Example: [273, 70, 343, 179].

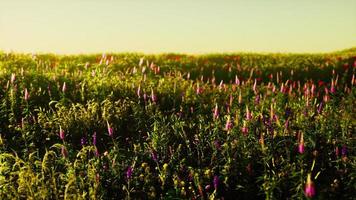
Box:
[0, 0, 355, 54]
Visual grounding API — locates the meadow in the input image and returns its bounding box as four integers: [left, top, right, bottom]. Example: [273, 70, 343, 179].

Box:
[0, 49, 355, 199]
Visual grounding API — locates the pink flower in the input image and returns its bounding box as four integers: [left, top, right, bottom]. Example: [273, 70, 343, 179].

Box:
[298, 132, 305, 154]
[24, 88, 29, 101]
[225, 116, 233, 131]
[107, 121, 114, 137]
[213, 104, 219, 120]
[61, 146, 68, 158]
[304, 174, 316, 198]
[137, 85, 141, 98]
[151, 89, 157, 103]
[242, 121, 248, 136]
[246, 106, 252, 120]
[59, 126, 65, 140]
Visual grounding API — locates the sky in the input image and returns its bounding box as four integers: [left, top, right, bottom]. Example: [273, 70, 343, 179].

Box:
[0, 0, 355, 54]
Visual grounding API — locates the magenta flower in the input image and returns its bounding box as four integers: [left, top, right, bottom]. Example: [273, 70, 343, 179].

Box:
[126, 166, 133, 179]
[151, 150, 158, 162]
[213, 175, 219, 190]
[81, 137, 86, 146]
[242, 122, 248, 136]
[298, 143, 305, 154]
[225, 116, 233, 131]
[304, 174, 316, 198]
[59, 126, 65, 140]
[213, 104, 219, 120]
[137, 85, 141, 98]
[151, 89, 157, 103]
[246, 106, 252, 120]
[107, 121, 114, 137]
[298, 132, 305, 154]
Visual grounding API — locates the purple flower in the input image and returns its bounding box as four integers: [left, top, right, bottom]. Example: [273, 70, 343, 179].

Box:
[214, 140, 221, 150]
[151, 89, 157, 103]
[81, 137, 86, 146]
[126, 166, 133, 179]
[151, 150, 158, 162]
[92, 132, 97, 146]
[341, 145, 347, 157]
[213, 175, 219, 190]
[317, 102, 323, 114]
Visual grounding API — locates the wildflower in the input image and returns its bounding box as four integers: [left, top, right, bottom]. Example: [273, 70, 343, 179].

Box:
[24, 88, 29, 101]
[330, 79, 336, 94]
[81, 137, 86, 146]
[61, 146, 68, 158]
[317, 102, 323, 114]
[107, 121, 114, 137]
[62, 82, 67, 93]
[246, 106, 252, 120]
[196, 83, 203, 95]
[213, 104, 219, 119]
[213, 175, 219, 190]
[235, 76, 240, 85]
[304, 174, 316, 198]
[151, 89, 157, 103]
[341, 145, 347, 157]
[298, 132, 305, 154]
[242, 121, 248, 136]
[253, 79, 257, 93]
[151, 150, 158, 162]
[59, 126, 65, 140]
[225, 116, 233, 131]
[137, 85, 141, 98]
[255, 94, 260, 105]
[126, 166, 133, 179]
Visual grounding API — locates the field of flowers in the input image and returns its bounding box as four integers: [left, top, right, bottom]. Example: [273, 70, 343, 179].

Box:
[0, 49, 355, 199]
